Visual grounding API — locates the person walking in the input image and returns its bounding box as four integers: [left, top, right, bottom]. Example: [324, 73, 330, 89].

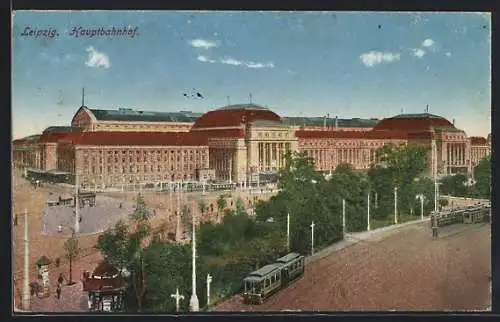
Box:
[56, 283, 61, 300]
[432, 214, 439, 240]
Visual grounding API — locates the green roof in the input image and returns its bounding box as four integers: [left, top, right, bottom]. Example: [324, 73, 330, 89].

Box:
[88, 108, 199, 122]
[282, 117, 379, 128]
[247, 264, 283, 278]
[276, 252, 302, 264]
[43, 126, 83, 133]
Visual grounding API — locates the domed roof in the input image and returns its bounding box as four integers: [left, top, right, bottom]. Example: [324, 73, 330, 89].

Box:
[192, 104, 281, 129]
[373, 113, 455, 133]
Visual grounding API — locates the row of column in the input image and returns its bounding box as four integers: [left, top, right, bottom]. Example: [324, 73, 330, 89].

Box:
[446, 143, 466, 165]
[305, 148, 375, 171]
[257, 142, 291, 172]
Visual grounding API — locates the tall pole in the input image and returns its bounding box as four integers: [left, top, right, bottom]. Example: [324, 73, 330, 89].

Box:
[176, 182, 181, 242]
[420, 196, 424, 221]
[286, 213, 290, 252]
[367, 192, 371, 231]
[394, 186, 398, 224]
[171, 288, 184, 312]
[189, 206, 199, 312]
[310, 221, 315, 255]
[206, 274, 212, 307]
[434, 179, 438, 212]
[75, 172, 80, 233]
[342, 199, 346, 237]
[23, 209, 30, 311]
[229, 154, 232, 184]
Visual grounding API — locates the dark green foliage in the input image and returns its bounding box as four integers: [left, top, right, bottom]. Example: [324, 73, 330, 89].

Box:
[472, 155, 491, 199]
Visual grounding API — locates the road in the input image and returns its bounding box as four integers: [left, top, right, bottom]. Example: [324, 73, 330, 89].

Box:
[214, 221, 491, 311]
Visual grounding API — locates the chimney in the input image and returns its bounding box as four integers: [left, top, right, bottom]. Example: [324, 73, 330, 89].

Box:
[452, 118, 455, 126]
[323, 115, 327, 129]
[335, 116, 338, 128]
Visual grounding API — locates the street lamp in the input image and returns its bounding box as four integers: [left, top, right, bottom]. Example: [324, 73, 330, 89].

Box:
[416, 194, 425, 221]
[189, 206, 199, 312]
[394, 186, 398, 224]
[206, 274, 212, 307]
[170, 288, 184, 312]
[367, 192, 371, 231]
[310, 221, 315, 255]
[342, 199, 346, 237]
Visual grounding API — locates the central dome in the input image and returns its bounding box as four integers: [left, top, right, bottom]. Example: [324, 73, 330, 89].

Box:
[192, 104, 281, 129]
[373, 113, 455, 133]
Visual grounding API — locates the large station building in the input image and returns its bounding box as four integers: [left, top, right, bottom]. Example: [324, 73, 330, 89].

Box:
[13, 104, 490, 188]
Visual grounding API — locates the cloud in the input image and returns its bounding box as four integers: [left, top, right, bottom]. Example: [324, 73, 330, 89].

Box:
[246, 61, 275, 69]
[190, 39, 217, 49]
[85, 46, 110, 69]
[220, 57, 243, 66]
[411, 48, 426, 58]
[422, 38, 435, 47]
[359, 51, 401, 67]
[286, 69, 297, 76]
[219, 57, 275, 69]
[445, 52, 452, 57]
[197, 55, 215, 63]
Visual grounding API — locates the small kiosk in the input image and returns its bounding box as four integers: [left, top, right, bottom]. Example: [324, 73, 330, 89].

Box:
[35, 255, 52, 298]
[83, 260, 126, 312]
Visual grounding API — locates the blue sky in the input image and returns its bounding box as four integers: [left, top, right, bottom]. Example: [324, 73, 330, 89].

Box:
[12, 11, 491, 139]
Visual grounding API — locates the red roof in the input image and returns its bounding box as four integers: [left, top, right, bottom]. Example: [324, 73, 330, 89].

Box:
[57, 131, 209, 146]
[192, 105, 281, 128]
[38, 132, 70, 143]
[295, 130, 407, 140]
[470, 136, 487, 145]
[189, 128, 245, 139]
[373, 113, 454, 132]
[406, 131, 436, 140]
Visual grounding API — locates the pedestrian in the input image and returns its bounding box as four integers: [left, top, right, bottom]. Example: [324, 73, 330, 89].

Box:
[432, 215, 439, 240]
[14, 214, 18, 226]
[58, 273, 64, 286]
[56, 283, 61, 300]
[58, 224, 63, 233]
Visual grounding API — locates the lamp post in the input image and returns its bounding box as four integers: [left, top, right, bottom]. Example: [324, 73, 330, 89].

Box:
[310, 221, 315, 255]
[394, 186, 398, 224]
[189, 206, 199, 312]
[23, 208, 30, 311]
[206, 274, 212, 307]
[367, 192, 371, 231]
[434, 178, 439, 212]
[287, 213, 290, 252]
[342, 199, 346, 237]
[416, 194, 425, 221]
[170, 288, 184, 312]
[75, 172, 80, 233]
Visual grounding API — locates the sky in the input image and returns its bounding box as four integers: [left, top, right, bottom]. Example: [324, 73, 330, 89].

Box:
[12, 11, 491, 139]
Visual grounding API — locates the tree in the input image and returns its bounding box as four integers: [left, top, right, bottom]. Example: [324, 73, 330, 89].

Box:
[63, 231, 79, 285]
[180, 205, 192, 233]
[96, 195, 152, 312]
[198, 199, 207, 218]
[440, 174, 468, 197]
[131, 194, 152, 222]
[235, 197, 246, 216]
[473, 155, 491, 199]
[216, 195, 226, 219]
[132, 255, 147, 312]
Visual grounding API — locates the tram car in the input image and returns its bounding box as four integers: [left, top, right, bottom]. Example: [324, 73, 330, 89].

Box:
[242, 252, 305, 304]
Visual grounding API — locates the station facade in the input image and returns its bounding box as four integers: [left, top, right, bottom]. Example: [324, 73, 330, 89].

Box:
[13, 104, 491, 187]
